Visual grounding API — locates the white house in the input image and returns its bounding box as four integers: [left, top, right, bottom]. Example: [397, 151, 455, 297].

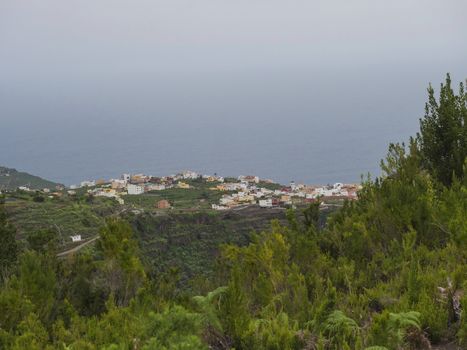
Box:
[80, 180, 95, 188]
[71, 235, 82, 243]
[145, 184, 166, 191]
[259, 198, 273, 208]
[238, 175, 260, 184]
[333, 183, 343, 190]
[220, 195, 235, 206]
[121, 174, 131, 182]
[127, 183, 145, 195]
[212, 204, 228, 211]
[306, 193, 318, 199]
[182, 170, 199, 180]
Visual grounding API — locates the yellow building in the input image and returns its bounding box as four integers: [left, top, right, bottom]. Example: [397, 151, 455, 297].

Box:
[216, 184, 227, 191]
[177, 182, 191, 189]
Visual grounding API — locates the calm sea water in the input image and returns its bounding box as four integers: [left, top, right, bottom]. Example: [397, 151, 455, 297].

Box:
[0, 70, 437, 186]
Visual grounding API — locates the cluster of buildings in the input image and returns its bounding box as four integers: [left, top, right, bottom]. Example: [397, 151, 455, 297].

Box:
[211, 179, 361, 210]
[71, 171, 225, 206]
[67, 170, 360, 211]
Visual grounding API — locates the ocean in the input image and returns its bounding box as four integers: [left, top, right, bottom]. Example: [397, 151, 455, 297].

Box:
[0, 70, 440, 186]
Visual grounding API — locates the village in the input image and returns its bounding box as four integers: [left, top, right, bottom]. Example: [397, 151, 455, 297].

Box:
[66, 170, 361, 211]
[4, 170, 361, 245]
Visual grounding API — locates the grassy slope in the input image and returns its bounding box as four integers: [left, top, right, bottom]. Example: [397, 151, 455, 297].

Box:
[0, 166, 61, 190]
[4, 194, 117, 247]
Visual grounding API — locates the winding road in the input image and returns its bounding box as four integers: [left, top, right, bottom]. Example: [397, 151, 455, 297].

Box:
[56, 236, 99, 257]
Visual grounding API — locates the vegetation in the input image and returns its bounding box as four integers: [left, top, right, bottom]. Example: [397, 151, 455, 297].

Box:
[0, 166, 61, 191]
[3, 192, 116, 249]
[123, 179, 227, 210]
[0, 75, 465, 349]
[130, 208, 291, 283]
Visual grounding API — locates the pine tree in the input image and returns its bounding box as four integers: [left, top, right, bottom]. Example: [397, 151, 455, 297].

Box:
[418, 74, 467, 186]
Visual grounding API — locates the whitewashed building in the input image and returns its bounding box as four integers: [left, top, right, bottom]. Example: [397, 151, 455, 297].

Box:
[127, 184, 145, 195]
[259, 198, 273, 208]
[121, 174, 131, 182]
[71, 235, 82, 243]
[182, 171, 199, 179]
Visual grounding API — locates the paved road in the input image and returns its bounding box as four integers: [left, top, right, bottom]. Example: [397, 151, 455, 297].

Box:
[56, 236, 99, 257]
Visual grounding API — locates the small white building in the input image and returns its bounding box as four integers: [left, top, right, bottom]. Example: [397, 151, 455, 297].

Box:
[80, 180, 95, 188]
[127, 183, 145, 195]
[333, 183, 343, 190]
[220, 195, 235, 206]
[212, 204, 228, 210]
[145, 184, 166, 191]
[121, 174, 131, 182]
[238, 175, 260, 184]
[71, 235, 82, 243]
[182, 170, 199, 180]
[259, 198, 273, 208]
[306, 193, 318, 199]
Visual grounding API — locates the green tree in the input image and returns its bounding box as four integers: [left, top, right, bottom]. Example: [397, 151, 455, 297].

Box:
[0, 199, 18, 275]
[17, 251, 57, 323]
[97, 219, 146, 306]
[302, 201, 321, 232]
[27, 228, 59, 254]
[12, 313, 48, 350]
[418, 74, 467, 186]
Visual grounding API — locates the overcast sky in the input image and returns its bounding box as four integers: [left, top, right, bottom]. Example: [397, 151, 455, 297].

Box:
[2, 1, 466, 83]
[1, 0, 467, 184]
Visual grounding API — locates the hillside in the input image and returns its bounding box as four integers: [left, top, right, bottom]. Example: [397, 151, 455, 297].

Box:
[130, 206, 333, 283]
[3, 188, 335, 281]
[0, 166, 61, 190]
[0, 76, 465, 350]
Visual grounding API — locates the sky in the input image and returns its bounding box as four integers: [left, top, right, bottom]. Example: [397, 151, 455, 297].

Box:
[1, 0, 467, 185]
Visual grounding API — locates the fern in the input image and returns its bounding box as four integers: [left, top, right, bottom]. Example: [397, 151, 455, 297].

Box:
[388, 311, 421, 344]
[323, 310, 359, 347]
[193, 286, 228, 332]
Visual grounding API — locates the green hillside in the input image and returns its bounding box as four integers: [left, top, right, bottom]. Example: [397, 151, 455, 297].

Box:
[0, 166, 61, 190]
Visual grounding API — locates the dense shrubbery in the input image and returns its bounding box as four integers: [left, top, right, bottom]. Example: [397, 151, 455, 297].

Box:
[0, 75, 465, 349]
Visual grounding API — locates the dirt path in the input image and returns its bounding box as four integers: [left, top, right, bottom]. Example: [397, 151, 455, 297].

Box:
[433, 342, 461, 350]
[56, 236, 99, 257]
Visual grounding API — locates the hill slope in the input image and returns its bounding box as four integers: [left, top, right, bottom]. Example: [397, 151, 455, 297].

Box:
[0, 166, 61, 190]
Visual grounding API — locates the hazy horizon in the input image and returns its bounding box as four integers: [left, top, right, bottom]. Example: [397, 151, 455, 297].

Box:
[1, 0, 467, 185]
